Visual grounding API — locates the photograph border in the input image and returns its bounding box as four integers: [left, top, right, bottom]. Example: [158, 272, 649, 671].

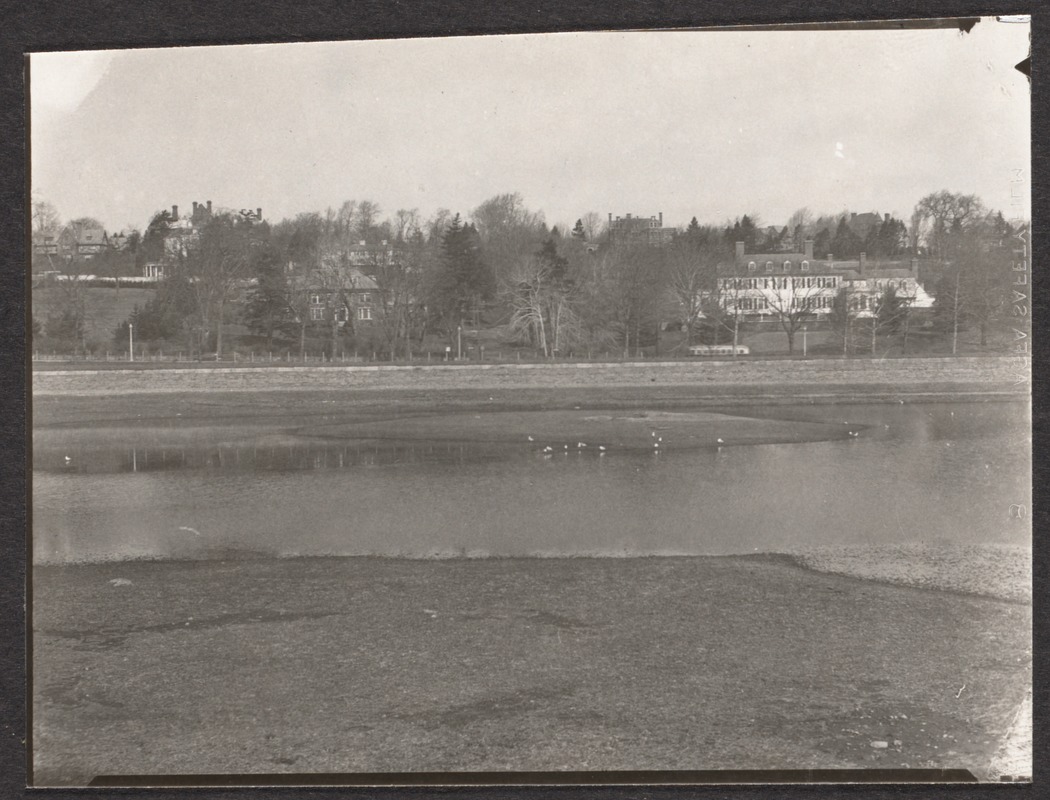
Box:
[5, 1, 1045, 798]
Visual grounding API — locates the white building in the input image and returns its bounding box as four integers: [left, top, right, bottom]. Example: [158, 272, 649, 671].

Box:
[706, 240, 934, 321]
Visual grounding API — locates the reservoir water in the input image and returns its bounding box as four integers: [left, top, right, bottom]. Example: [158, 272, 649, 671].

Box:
[32, 401, 1030, 564]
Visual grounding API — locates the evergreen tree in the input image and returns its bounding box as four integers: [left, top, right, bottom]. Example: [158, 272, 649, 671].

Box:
[571, 219, 586, 240]
[536, 237, 569, 284]
[429, 214, 495, 336]
[813, 227, 832, 258]
[243, 245, 292, 347]
[876, 284, 907, 334]
[685, 217, 702, 242]
[831, 217, 862, 258]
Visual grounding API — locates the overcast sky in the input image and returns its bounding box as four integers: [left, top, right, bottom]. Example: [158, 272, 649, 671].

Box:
[30, 19, 1030, 234]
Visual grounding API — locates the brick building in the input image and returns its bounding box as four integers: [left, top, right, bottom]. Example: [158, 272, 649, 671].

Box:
[607, 212, 674, 248]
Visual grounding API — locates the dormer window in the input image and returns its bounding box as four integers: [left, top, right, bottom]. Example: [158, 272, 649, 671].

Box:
[801, 260, 810, 271]
[747, 261, 756, 272]
[783, 261, 791, 272]
[765, 261, 773, 273]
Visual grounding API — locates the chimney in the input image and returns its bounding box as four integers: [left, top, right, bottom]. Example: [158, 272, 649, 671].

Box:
[206, 200, 212, 213]
[192, 201, 198, 214]
[626, 213, 632, 220]
[859, 252, 866, 275]
[172, 205, 178, 220]
[804, 239, 814, 259]
[735, 241, 745, 262]
[256, 208, 262, 220]
[608, 213, 612, 224]
[658, 212, 663, 227]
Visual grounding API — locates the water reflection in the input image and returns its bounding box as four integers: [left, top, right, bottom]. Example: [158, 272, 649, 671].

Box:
[32, 402, 1030, 564]
[36, 439, 515, 474]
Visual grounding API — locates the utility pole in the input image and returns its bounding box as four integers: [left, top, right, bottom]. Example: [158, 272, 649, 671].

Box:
[457, 324, 462, 360]
[802, 325, 807, 357]
[129, 322, 134, 362]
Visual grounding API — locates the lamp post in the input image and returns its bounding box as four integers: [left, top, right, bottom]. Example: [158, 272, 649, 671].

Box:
[129, 322, 134, 362]
[802, 324, 807, 358]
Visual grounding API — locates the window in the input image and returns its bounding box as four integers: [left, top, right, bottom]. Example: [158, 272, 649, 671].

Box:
[357, 306, 372, 321]
[359, 293, 372, 304]
[765, 261, 773, 272]
[337, 308, 348, 322]
[801, 260, 810, 271]
[310, 307, 324, 321]
[310, 294, 322, 305]
[748, 261, 756, 272]
[783, 261, 791, 272]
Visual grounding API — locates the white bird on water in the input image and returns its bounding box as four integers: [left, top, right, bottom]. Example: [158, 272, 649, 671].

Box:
[716, 438, 725, 445]
[527, 435, 534, 442]
[178, 526, 201, 536]
[542, 446, 553, 453]
[598, 445, 606, 452]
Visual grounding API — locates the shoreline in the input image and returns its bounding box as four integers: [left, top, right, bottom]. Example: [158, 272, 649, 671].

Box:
[33, 545, 1032, 605]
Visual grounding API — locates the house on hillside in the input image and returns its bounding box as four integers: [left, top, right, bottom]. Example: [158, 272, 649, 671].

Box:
[295, 266, 379, 328]
[57, 222, 109, 260]
[142, 200, 266, 279]
[704, 239, 934, 321]
[847, 211, 884, 241]
[607, 212, 675, 248]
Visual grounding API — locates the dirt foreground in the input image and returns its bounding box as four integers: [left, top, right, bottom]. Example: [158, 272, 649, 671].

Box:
[33, 555, 1030, 786]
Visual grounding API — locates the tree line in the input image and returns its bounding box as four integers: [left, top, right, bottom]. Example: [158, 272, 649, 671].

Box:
[31, 190, 1025, 358]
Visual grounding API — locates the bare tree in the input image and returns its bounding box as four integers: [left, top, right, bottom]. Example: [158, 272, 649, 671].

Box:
[786, 207, 814, 249]
[912, 190, 986, 258]
[362, 231, 429, 359]
[666, 235, 727, 346]
[182, 213, 256, 357]
[580, 211, 605, 243]
[828, 285, 856, 355]
[592, 245, 665, 358]
[32, 198, 62, 271]
[354, 200, 382, 241]
[504, 254, 581, 358]
[763, 274, 825, 354]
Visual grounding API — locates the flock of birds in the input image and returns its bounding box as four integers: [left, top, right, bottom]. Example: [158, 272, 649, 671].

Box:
[530, 429, 735, 457]
[527, 420, 867, 458]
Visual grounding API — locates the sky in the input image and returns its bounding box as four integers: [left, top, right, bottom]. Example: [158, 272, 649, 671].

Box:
[30, 19, 1031, 234]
